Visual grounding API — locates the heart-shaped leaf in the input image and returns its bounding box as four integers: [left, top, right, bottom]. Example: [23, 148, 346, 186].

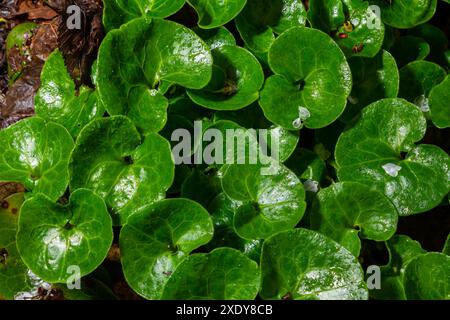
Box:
[336, 98, 450, 216]
[187, 45, 264, 110]
[311, 182, 398, 256]
[0, 193, 32, 300]
[120, 198, 213, 300]
[16, 189, 113, 283]
[260, 228, 369, 300]
[403, 253, 450, 300]
[69, 116, 175, 225]
[429, 75, 450, 128]
[187, 0, 247, 29]
[259, 27, 352, 130]
[398, 61, 446, 109]
[342, 49, 399, 122]
[371, 235, 426, 300]
[0, 117, 74, 202]
[193, 26, 236, 50]
[35, 50, 104, 138]
[235, 0, 307, 53]
[370, 0, 437, 28]
[103, 0, 186, 31]
[97, 18, 212, 135]
[161, 247, 260, 299]
[222, 162, 306, 240]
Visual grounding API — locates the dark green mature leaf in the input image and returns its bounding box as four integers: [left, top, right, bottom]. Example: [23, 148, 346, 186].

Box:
[187, 45, 264, 110]
[429, 75, 450, 128]
[0, 117, 74, 202]
[206, 193, 263, 262]
[16, 189, 113, 283]
[260, 27, 352, 130]
[389, 36, 431, 68]
[285, 148, 327, 183]
[336, 98, 450, 216]
[222, 162, 306, 240]
[35, 50, 103, 138]
[370, 0, 437, 29]
[120, 199, 213, 300]
[235, 0, 307, 53]
[342, 49, 399, 122]
[187, 0, 247, 29]
[307, 0, 345, 33]
[103, 0, 186, 31]
[69, 116, 174, 225]
[409, 23, 449, 66]
[0, 193, 32, 300]
[371, 235, 426, 300]
[311, 182, 398, 256]
[97, 18, 212, 135]
[162, 247, 260, 299]
[260, 228, 368, 300]
[398, 61, 446, 109]
[181, 169, 222, 208]
[403, 253, 450, 300]
[193, 26, 236, 50]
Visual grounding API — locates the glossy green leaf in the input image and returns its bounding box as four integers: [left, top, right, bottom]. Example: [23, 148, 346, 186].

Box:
[429, 75, 450, 129]
[187, 45, 264, 110]
[16, 189, 113, 283]
[0, 117, 74, 202]
[336, 98, 450, 216]
[370, 0, 437, 29]
[35, 50, 104, 138]
[235, 0, 307, 53]
[260, 228, 369, 300]
[103, 0, 186, 31]
[398, 61, 446, 108]
[342, 49, 399, 122]
[389, 36, 431, 68]
[181, 169, 222, 208]
[222, 162, 306, 240]
[311, 182, 398, 256]
[285, 148, 327, 183]
[97, 18, 212, 135]
[161, 247, 260, 299]
[120, 199, 213, 300]
[0, 193, 31, 300]
[187, 0, 247, 29]
[371, 235, 426, 300]
[193, 26, 236, 50]
[307, 0, 345, 33]
[260, 27, 352, 130]
[403, 253, 450, 300]
[69, 116, 175, 225]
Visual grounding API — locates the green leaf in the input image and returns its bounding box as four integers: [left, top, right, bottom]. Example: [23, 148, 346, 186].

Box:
[389, 36, 431, 68]
[161, 247, 260, 299]
[97, 18, 212, 135]
[370, 0, 437, 29]
[0, 193, 32, 300]
[187, 0, 247, 29]
[16, 189, 113, 283]
[259, 27, 352, 130]
[342, 49, 399, 123]
[206, 193, 263, 262]
[409, 23, 449, 66]
[187, 45, 264, 110]
[285, 148, 327, 183]
[0, 117, 74, 202]
[336, 98, 450, 216]
[5, 22, 38, 78]
[371, 235, 426, 300]
[403, 253, 450, 300]
[222, 162, 306, 240]
[103, 0, 186, 31]
[193, 26, 236, 50]
[443, 234, 450, 255]
[235, 0, 307, 53]
[260, 228, 368, 300]
[120, 199, 213, 300]
[181, 169, 222, 208]
[398, 61, 446, 108]
[35, 50, 104, 138]
[69, 116, 175, 225]
[311, 182, 398, 256]
[54, 276, 117, 300]
[429, 75, 450, 129]
[307, 0, 345, 33]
